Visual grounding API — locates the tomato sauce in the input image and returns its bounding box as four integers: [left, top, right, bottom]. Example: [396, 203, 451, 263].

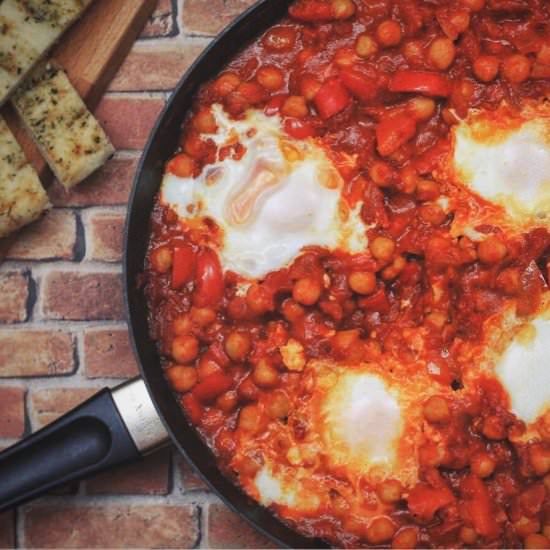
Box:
[144, 0, 550, 547]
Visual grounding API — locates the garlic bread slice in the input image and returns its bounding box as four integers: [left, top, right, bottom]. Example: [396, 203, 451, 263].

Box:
[0, 116, 50, 238]
[12, 64, 114, 190]
[0, 0, 92, 107]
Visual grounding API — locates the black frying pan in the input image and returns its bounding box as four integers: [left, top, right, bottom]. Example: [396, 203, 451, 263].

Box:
[0, 1, 327, 546]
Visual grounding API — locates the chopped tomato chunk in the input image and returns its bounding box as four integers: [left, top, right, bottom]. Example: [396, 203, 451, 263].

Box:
[313, 79, 351, 119]
[407, 483, 456, 521]
[284, 118, 316, 139]
[193, 372, 233, 402]
[389, 70, 452, 97]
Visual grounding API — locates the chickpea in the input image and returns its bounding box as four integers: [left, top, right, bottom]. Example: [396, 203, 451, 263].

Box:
[331, 491, 351, 516]
[253, 359, 280, 388]
[460, 0, 485, 11]
[262, 26, 296, 52]
[429, 37, 456, 70]
[300, 76, 322, 101]
[482, 415, 506, 440]
[459, 526, 477, 544]
[502, 54, 531, 84]
[392, 527, 418, 549]
[403, 40, 424, 66]
[331, 0, 356, 19]
[281, 298, 305, 322]
[348, 271, 377, 295]
[399, 166, 419, 194]
[370, 236, 396, 262]
[377, 480, 402, 503]
[423, 395, 451, 424]
[189, 307, 216, 327]
[382, 255, 406, 280]
[525, 534, 550, 549]
[538, 42, 550, 65]
[471, 451, 496, 478]
[408, 97, 436, 121]
[515, 516, 541, 538]
[173, 314, 192, 335]
[496, 267, 521, 295]
[238, 404, 263, 433]
[332, 329, 361, 353]
[281, 95, 309, 118]
[416, 179, 440, 201]
[333, 47, 357, 67]
[419, 203, 447, 225]
[150, 246, 172, 273]
[477, 237, 507, 264]
[370, 160, 395, 187]
[292, 277, 322, 306]
[236, 81, 266, 104]
[213, 72, 241, 97]
[216, 391, 238, 413]
[529, 444, 550, 475]
[356, 34, 378, 58]
[225, 331, 251, 362]
[256, 65, 284, 91]
[166, 365, 197, 392]
[246, 283, 273, 315]
[473, 56, 500, 82]
[266, 390, 291, 419]
[449, 10, 471, 34]
[197, 356, 222, 379]
[376, 20, 402, 47]
[237, 377, 259, 402]
[172, 335, 199, 364]
[193, 107, 217, 134]
[425, 311, 447, 330]
[367, 516, 397, 545]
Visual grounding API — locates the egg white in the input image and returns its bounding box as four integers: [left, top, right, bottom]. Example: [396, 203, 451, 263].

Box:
[449, 102, 550, 230]
[162, 105, 368, 279]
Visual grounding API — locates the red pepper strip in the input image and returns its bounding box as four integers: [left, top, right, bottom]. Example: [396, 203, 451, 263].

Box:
[460, 474, 500, 539]
[289, 0, 334, 22]
[181, 393, 203, 424]
[340, 68, 378, 102]
[193, 247, 224, 307]
[389, 70, 452, 97]
[171, 245, 196, 289]
[284, 118, 316, 139]
[407, 483, 456, 521]
[412, 138, 451, 175]
[376, 113, 417, 157]
[358, 288, 390, 313]
[313, 79, 351, 119]
[193, 373, 233, 402]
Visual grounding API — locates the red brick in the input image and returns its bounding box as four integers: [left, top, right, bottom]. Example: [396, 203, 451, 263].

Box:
[24, 505, 199, 548]
[0, 271, 29, 323]
[94, 96, 165, 150]
[0, 331, 75, 377]
[141, 0, 175, 38]
[207, 503, 277, 549]
[41, 272, 124, 321]
[83, 328, 139, 378]
[31, 388, 98, 429]
[50, 155, 138, 207]
[181, 0, 256, 35]
[87, 212, 125, 262]
[176, 453, 208, 491]
[86, 448, 171, 495]
[0, 210, 77, 261]
[109, 42, 205, 92]
[0, 387, 25, 439]
[0, 510, 15, 548]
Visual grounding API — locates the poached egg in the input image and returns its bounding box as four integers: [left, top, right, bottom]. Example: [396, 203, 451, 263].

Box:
[161, 104, 368, 279]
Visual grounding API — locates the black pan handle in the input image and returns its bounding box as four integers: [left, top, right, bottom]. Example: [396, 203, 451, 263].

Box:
[0, 378, 170, 512]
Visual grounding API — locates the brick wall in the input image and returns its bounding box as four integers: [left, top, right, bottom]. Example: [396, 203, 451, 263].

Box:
[0, 1, 275, 547]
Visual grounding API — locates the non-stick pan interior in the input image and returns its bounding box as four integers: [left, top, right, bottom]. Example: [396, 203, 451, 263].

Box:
[124, 1, 328, 547]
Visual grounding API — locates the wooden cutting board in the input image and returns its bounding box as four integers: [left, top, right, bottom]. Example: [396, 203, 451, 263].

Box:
[1, 0, 157, 184]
